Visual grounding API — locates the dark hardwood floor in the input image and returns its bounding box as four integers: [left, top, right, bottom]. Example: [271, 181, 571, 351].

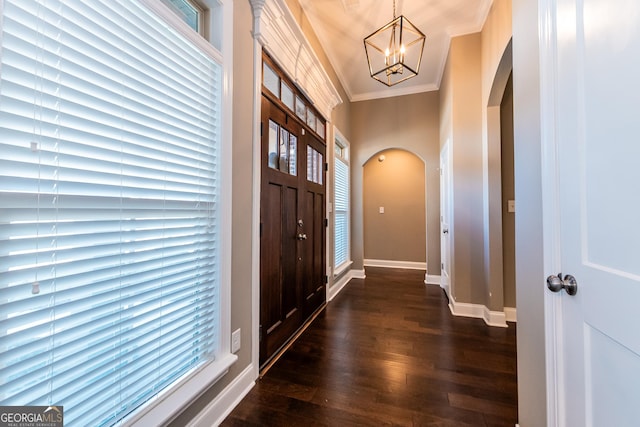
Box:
[222, 267, 518, 426]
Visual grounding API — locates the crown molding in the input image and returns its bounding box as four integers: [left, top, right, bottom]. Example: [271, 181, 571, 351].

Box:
[249, 0, 343, 120]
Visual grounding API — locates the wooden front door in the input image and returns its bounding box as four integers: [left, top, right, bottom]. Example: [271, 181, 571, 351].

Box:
[260, 95, 326, 367]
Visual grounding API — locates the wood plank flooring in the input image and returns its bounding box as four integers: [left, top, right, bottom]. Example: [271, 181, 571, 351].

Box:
[222, 267, 518, 426]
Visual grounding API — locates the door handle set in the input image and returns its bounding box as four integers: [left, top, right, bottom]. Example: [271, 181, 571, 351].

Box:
[546, 273, 578, 296]
[297, 233, 307, 240]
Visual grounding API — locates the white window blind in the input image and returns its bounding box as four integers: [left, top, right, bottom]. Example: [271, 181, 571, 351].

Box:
[0, 1, 222, 426]
[334, 154, 349, 270]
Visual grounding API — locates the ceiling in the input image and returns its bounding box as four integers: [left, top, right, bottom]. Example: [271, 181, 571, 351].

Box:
[298, 0, 493, 102]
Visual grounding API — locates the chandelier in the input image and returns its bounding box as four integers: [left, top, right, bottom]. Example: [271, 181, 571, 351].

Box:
[363, 0, 426, 87]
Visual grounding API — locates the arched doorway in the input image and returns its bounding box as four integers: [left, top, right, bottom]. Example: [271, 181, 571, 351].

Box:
[485, 38, 515, 320]
[362, 149, 427, 270]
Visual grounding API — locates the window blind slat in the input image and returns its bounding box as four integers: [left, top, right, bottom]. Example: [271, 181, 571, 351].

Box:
[0, 0, 223, 424]
[4, 2, 217, 106]
[2, 261, 218, 332]
[1, 282, 216, 379]
[0, 81, 219, 161]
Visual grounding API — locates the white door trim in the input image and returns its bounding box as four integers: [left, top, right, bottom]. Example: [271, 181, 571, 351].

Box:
[440, 140, 452, 301]
[250, 35, 262, 381]
[539, 0, 561, 424]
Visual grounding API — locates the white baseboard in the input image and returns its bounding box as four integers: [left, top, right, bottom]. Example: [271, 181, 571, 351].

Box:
[328, 269, 366, 301]
[364, 259, 426, 270]
[442, 282, 452, 300]
[187, 364, 256, 427]
[504, 307, 517, 322]
[329, 273, 350, 301]
[483, 305, 508, 328]
[448, 298, 509, 328]
[425, 274, 441, 285]
[351, 268, 366, 279]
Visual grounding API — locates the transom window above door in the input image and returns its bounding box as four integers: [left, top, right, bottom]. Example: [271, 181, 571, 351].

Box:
[262, 54, 327, 141]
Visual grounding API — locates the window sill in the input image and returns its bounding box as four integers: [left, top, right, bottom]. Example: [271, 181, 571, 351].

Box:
[125, 352, 238, 426]
[333, 260, 353, 278]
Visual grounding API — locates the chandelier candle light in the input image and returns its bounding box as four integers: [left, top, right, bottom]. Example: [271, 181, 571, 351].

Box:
[363, 0, 426, 86]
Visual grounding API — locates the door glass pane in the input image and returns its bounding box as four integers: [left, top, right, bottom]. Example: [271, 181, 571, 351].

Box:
[281, 82, 294, 111]
[306, 146, 323, 184]
[317, 120, 325, 139]
[306, 109, 316, 129]
[263, 63, 280, 97]
[289, 134, 297, 176]
[317, 151, 323, 184]
[268, 120, 279, 169]
[307, 146, 313, 182]
[279, 127, 289, 173]
[313, 150, 319, 183]
[296, 95, 306, 121]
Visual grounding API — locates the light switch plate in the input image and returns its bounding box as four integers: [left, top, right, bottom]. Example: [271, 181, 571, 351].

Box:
[231, 328, 241, 353]
[379, 207, 384, 214]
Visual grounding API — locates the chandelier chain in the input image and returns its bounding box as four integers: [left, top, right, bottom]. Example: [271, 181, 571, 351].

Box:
[393, 0, 396, 19]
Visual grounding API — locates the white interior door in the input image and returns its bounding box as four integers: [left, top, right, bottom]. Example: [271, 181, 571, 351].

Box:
[547, 0, 640, 424]
[440, 141, 451, 297]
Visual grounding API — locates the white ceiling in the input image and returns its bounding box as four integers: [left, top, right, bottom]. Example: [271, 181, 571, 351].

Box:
[299, 0, 493, 102]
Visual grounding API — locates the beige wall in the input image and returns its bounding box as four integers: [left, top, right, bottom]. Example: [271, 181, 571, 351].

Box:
[513, 0, 549, 423]
[351, 92, 441, 276]
[363, 149, 426, 263]
[439, 33, 485, 305]
[481, 0, 513, 312]
[438, 0, 514, 310]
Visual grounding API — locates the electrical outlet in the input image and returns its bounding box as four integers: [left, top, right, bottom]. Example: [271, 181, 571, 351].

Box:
[231, 328, 241, 353]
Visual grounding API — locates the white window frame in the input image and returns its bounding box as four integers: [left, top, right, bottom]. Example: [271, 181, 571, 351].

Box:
[161, 0, 206, 34]
[333, 128, 351, 276]
[125, 1, 235, 425]
[0, 0, 235, 425]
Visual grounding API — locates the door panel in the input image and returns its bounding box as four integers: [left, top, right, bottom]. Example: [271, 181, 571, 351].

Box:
[281, 186, 299, 319]
[261, 182, 283, 329]
[549, 0, 640, 423]
[261, 181, 302, 361]
[301, 189, 325, 316]
[587, 327, 640, 426]
[302, 136, 326, 317]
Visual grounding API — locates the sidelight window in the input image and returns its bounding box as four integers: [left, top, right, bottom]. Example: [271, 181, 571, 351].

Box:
[334, 131, 351, 273]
